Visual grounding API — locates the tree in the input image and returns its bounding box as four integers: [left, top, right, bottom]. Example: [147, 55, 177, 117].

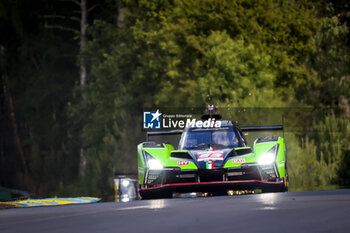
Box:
[119, 0, 319, 107]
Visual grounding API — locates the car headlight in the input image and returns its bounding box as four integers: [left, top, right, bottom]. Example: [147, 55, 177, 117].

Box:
[147, 158, 164, 170]
[144, 151, 164, 170]
[258, 152, 275, 165]
[121, 179, 130, 187]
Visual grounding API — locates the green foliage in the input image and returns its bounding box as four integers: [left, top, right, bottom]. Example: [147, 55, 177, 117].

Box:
[198, 32, 281, 107]
[287, 134, 333, 191]
[123, 0, 319, 107]
[306, 15, 350, 106]
[288, 113, 350, 191]
[154, 31, 283, 107]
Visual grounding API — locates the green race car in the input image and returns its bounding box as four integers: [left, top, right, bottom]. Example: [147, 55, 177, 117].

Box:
[138, 114, 288, 199]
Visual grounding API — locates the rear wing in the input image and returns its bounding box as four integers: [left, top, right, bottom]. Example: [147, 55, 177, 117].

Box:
[146, 125, 284, 141]
[240, 125, 283, 131]
[240, 125, 284, 137]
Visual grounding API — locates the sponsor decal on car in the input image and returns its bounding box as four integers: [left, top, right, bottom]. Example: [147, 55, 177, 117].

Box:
[231, 158, 246, 163]
[197, 151, 224, 161]
[177, 161, 190, 166]
[206, 161, 214, 169]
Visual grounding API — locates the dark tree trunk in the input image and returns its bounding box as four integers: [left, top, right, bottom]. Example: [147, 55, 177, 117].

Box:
[79, 0, 88, 177]
[1, 45, 29, 177]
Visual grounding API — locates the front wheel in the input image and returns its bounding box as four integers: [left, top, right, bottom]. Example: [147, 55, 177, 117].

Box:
[262, 177, 288, 193]
[140, 191, 173, 200]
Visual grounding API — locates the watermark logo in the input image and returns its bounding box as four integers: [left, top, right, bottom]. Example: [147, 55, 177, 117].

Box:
[143, 109, 222, 130]
[143, 110, 162, 129]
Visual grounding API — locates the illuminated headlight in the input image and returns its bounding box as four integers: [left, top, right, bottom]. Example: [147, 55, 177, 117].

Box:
[144, 151, 164, 170]
[121, 179, 130, 187]
[147, 158, 164, 170]
[258, 152, 275, 165]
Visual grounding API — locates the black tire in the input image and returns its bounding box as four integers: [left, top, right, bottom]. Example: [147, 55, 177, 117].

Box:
[261, 187, 283, 193]
[261, 182, 287, 193]
[140, 191, 172, 200]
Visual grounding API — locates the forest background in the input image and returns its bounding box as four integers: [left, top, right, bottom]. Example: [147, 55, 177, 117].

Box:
[0, 0, 349, 200]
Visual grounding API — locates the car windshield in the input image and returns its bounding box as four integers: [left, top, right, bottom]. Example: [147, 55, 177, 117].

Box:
[179, 127, 241, 150]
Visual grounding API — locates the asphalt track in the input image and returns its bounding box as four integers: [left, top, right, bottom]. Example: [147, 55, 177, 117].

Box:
[1, 189, 350, 233]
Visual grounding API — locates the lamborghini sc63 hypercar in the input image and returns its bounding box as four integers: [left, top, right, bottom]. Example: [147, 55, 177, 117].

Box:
[138, 119, 287, 199]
